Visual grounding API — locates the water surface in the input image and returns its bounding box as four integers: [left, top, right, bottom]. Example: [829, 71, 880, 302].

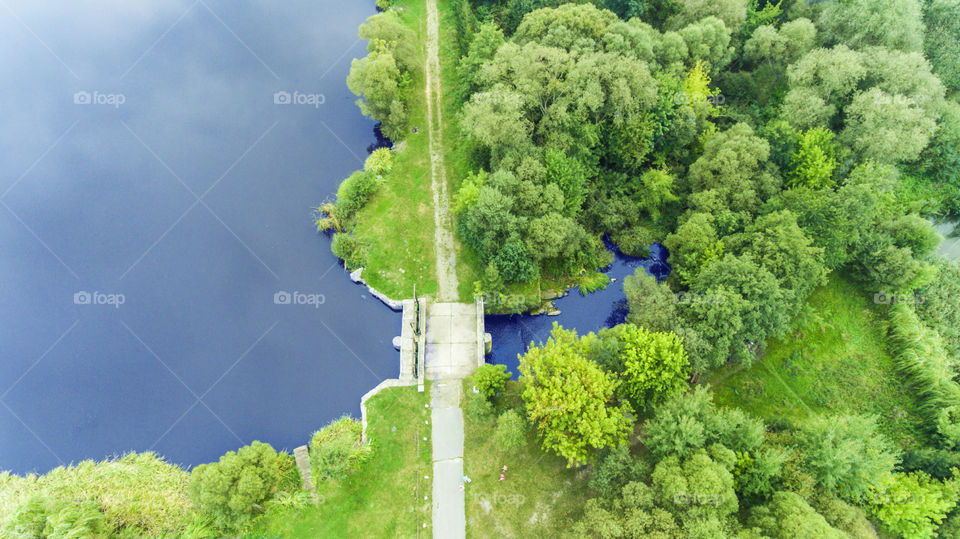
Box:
[0, 0, 398, 474]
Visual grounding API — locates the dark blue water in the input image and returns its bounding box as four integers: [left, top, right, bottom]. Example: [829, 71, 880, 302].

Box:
[0, 0, 401, 474]
[485, 243, 670, 376]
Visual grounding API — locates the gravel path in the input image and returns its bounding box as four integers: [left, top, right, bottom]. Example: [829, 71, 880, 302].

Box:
[424, 0, 459, 302]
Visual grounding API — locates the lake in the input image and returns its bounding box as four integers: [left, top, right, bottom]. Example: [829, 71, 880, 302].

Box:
[0, 0, 401, 474]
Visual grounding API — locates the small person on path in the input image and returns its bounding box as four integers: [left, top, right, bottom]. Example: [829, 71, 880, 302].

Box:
[463, 475, 471, 483]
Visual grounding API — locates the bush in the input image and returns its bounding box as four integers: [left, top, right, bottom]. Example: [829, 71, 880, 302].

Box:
[493, 409, 527, 451]
[331, 232, 366, 269]
[334, 170, 383, 221]
[309, 416, 372, 482]
[472, 363, 511, 399]
[189, 441, 283, 532]
[363, 147, 393, 176]
[612, 225, 654, 258]
[0, 452, 192, 537]
[465, 390, 495, 422]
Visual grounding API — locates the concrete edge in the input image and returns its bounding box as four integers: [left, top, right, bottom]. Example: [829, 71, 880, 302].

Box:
[360, 378, 416, 444]
[349, 267, 404, 311]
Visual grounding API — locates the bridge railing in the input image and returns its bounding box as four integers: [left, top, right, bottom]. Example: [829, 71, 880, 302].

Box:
[475, 295, 485, 367]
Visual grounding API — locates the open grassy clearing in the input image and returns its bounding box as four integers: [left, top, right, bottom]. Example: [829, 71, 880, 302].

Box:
[461, 379, 591, 537]
[251, 384, 433, 538]
[708, 274, 928, 449]
[351, 0, 438, 300]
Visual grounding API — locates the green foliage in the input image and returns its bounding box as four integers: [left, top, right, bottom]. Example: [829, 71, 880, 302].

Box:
[472, 363, 511, 399]
[519, 324, 633, 466]
[869, 470, 960, 539]
[644, 386, 765, 459]
[453, 170, 486, 215]
[663, 212, 724, 286]
[818, 0, 925, 53]
[572, 481, 681, 538]
[588, 446, 650, 499]
[916, 260, 960, 361]
[335, 170, 384, 222]
[347, 51, 407, 140]
[750, 491, 846, 539]
[189, 441, 284, 532]
[0, 452, 191, 537]
[359, 11, 418, 74]
[735, 446, 788, 500]
[651, 446, 739, 521]
[493, 409, 528, 451]
[618, 324, 690, 411]
[924, 0, 960, 91]
[465, 389, 496, 422]
[795, 414, 900, 502]
[624, 269, 677, 333]
[309, 417, 372, 482]
[611, 225, 654, 258]
[636, 169, 678, 221]
[787, 127, 837, 189]
[667, 0, 750, 34]
[544, 148, 588, 216]
[330, 232, 366, 270]
[363, 147, 393, 176]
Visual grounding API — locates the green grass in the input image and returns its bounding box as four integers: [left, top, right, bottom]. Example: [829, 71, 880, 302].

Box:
[352, 0, 438, 300]
[708, 274, 928, 449]
[462, 380, 592, 537]
[252, 384, 433, 538]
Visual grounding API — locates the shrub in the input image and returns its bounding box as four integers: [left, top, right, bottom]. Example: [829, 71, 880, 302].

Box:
[331, 232, 366, 269]
[363, 147, 393, 176]
[493, 409, 527, 451]
[472, 363, 511, 399]
[189, 441, 283, 532]
[334, 170, 383, 221]
[612, 225, 654, 258]
[309, 416, 371, 482]
[464, 390, 495, 422]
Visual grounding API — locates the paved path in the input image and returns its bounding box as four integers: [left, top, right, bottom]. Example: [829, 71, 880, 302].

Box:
[424, 0, 458, 302]
[431, 380, 465, 539]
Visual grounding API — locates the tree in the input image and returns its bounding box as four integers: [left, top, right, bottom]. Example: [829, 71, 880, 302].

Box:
[750, 491, 846, 539]
[9, 496, 109, 539]
[667, 0, 749, 34]
[796, 415, 900, 502]
[519, 324, 633, 466]
[651, 446, 739, 521]
[644, 386, 764, 459]
[624, 270, 677, 332]
[818, 0, 925, 53]
[472, 363, 511, 399]
[924, 0, 960, 91]
[619, 324, 690, 411]
[588, 446, 651, 499]
[917, 260, 960, 360]
[636, 169, 678, 221]
[870, 470, 960, 539]
[358, 11, 418, 74]
[346, 51, 406, 139]
[787, 127, 838, 189]
[493, 410, 528, 451]
[840, 88, 938, 164]
[189, 441, 283, 532]
[663, 212, 724, 286]
[572, 482, 681, 538]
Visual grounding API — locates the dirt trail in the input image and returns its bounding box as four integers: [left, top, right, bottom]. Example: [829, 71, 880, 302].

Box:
[424, 0, 459, 302]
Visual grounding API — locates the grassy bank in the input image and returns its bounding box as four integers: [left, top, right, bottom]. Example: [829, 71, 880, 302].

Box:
[708, 274, 928, 449]
[350, 0, 438, 300]
[252, 384, 433, 537]
[461, 379, 591, 537]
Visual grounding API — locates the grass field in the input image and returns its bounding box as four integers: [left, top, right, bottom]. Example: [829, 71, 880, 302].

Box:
[461, 379, 592, 537]
[708, 274, 928, 449]
[351, 0, 439, 300]
[251, 384, 433, 538]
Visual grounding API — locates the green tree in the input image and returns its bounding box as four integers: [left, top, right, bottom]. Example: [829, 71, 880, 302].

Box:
[472, 363, 511, 399]
[651, 446, 739, 521]
[189, 441, 283, 532]
[624, 270, 677, 332]
[663, 212, 724, 286]
[750, 491, 846, 539]
[9, 496, 109, 539]
[309, 417, 371, 482]
[870, 470, 960, 539]
[796, 415, 900, 502]
[588, 446, 651, 499]
[572, 482, 681, 538]
[346, 51, 406, 140]
[493, 409, 528, 451]
[819, 0, 925, 53]
[787, 127, 838, 189]
[358, 11, 418, 74]
[924, 0, 960, 91]
[667, 0, 749, 34]
[619, 324, 690, 411]
[519, 324, 633, 466]
[636, 169, 678, 221]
